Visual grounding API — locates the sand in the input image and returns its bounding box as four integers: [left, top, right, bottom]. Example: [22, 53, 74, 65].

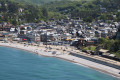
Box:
[0, 41, 120, 78]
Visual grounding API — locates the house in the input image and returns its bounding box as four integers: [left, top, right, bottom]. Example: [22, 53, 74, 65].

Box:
[95, 30, 101, 37]
[86, 31, 95, 37]
[78, 38, 86, 46]
[100, 8, 106, 13]
[18, 8, 23, 13]
[99, 22, 105, 27]
[91, 38, 99, 44]
[86, 41, 95, 46]
[18, 25, 32, 37]
[100, 29, 108, 38]
[61, 33, 72, 40]
[10, 28, 17, 33]
[0, 33, 4, 41]
[35, 36, 41, 42]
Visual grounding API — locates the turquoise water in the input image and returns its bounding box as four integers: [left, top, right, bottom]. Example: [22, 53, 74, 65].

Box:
[0, 46, 119, 80]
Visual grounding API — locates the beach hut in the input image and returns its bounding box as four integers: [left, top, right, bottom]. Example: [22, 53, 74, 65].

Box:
[98, 49, 109, 55]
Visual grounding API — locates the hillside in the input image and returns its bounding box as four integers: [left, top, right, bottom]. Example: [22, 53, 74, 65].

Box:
[0, 0, 66, 25]
[10, 0, 93, 5]
[45, 0, 120, 22]
[0, 0, 120, 24]
[10, 0, 66, 5]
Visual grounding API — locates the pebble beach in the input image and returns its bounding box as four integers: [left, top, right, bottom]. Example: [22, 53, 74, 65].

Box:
[0, 41, 120, 78]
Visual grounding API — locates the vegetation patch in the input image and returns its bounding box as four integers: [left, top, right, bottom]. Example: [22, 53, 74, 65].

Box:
[83, 46, 96, 51]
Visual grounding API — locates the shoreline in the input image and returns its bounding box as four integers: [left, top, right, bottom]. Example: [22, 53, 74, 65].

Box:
[56, 56, 120, 78]
[0, 42, 120, 79]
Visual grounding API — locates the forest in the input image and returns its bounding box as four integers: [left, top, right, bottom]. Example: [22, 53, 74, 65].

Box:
[45, 0, 120, 22]
[0, 0, 66, 25]
[0, 0, 120, 25]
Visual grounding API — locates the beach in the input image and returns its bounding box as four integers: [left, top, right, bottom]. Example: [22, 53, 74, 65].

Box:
[0, 41, 120, 78]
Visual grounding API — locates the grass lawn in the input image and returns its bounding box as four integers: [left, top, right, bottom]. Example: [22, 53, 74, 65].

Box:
[83, 46, 96, 51]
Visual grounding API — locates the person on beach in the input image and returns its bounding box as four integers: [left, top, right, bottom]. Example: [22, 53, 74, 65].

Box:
[35, 49, 38, 55]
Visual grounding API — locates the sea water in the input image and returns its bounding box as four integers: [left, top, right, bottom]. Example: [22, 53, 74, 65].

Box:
[0, 46, 119, 80]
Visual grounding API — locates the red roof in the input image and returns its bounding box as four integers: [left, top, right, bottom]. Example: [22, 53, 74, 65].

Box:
[23, 39, 27, 40]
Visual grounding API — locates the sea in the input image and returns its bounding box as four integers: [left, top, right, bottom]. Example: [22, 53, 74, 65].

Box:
[0, 46, 119, 80]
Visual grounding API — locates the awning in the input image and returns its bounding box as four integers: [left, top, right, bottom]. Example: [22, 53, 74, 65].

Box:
[99, 49, 109, 53]
[66, 39, 74, 41]
[66, 39, 70, 41]
[109, 54, 115, 57]
[23, 39, 27, 40]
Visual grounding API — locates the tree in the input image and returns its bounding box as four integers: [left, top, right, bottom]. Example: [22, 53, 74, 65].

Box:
[41, 7, 48, 19]
[8, 2, 19, 13]
[11, 19, 18, 26]
[0, 1, 8, 13]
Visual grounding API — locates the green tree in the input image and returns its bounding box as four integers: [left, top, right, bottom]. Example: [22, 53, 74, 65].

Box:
[8, 2, 19, 13]
[41, 7, 48, 19]
[0, 1, 8, 13]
